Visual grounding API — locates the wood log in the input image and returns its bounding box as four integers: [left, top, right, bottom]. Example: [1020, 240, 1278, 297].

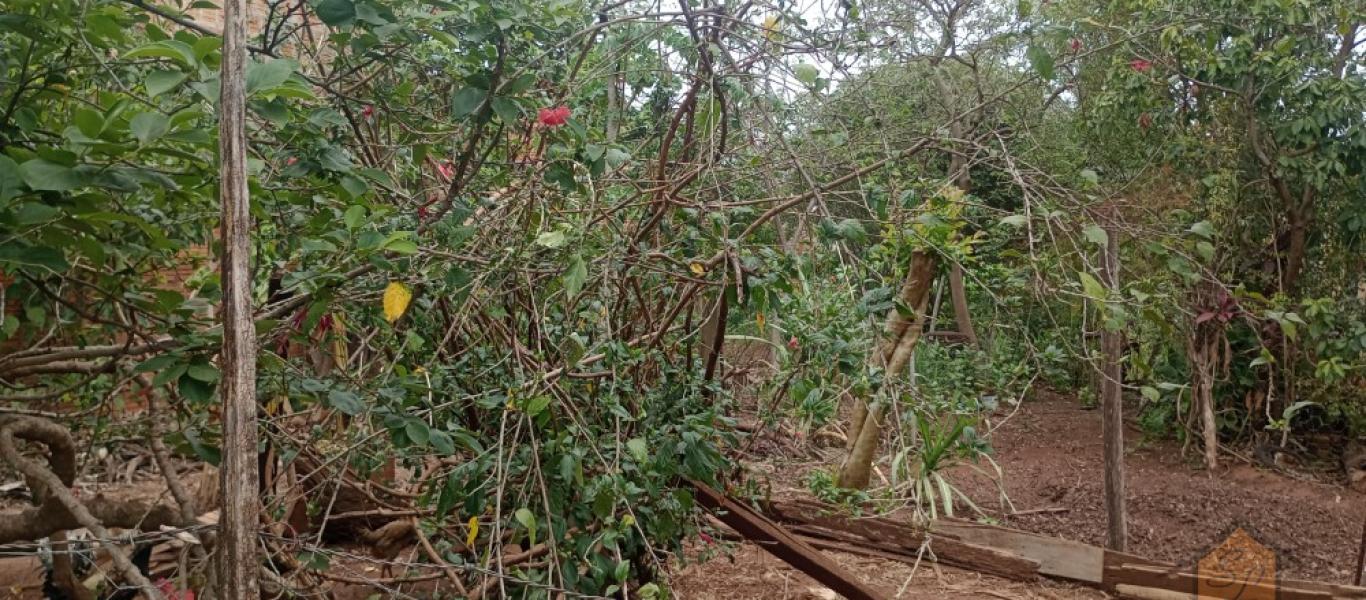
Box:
[688, 481, 889, 600]
[768, 501, 1039, 582]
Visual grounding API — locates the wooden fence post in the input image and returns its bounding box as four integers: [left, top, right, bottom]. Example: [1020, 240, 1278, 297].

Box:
[1101, 215, 1127, 552]
[217, 0, 259, 594]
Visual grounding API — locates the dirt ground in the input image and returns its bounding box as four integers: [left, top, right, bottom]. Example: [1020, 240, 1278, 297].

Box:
[6, 390, 1364, 599]
[950, 392, 1366, 582]
[669, 391, 1366, 599]
[669, 543, 1106, 600]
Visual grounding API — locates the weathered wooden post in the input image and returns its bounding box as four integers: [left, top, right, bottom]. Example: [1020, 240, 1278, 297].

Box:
[217, 0, 259, 594]
[1100, 213, 1127, 551]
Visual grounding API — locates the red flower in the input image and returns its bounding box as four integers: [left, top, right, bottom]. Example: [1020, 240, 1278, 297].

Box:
[1069, 38, 1082, 52]
[537, 106, 571, 127]
[787, 336, 799, 351]
[436, 161, 454, 181]
[417, 204, 429, 222]
[1129, 58, 1152, 73]
[156, 578, 195, 600]
[362, 104, 374, 118]
[698, 532, 714, 545]
[286, 157, 298, 166]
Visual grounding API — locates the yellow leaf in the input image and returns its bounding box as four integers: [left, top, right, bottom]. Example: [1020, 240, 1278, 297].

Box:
[689, 262, 706, 276]
[383, 282, 412, 323]
[466, 516, 479, 547]
[756, 312, 766, 331]
[330, 312, 348, 368]
[939, 185, 966, 203]
[762, 14, 781, 40]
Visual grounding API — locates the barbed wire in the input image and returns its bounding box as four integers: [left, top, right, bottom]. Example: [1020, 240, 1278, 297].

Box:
[4, 524, 615, 599]
[0, 523, 217, 556]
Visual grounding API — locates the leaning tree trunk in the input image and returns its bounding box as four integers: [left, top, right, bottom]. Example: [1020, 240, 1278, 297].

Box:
[948, 263, 979, 349]
[838, 250, 937, 489]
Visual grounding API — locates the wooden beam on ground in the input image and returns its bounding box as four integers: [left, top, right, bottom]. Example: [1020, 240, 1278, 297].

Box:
[1105, 562, 1350, 600]
[769, 500, 1039, 582]
[932, 517, 1103, 584]
[688, 481, 889, 600]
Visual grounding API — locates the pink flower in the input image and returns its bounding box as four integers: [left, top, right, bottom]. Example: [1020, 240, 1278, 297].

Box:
[698, 532, 714, 545]
[156, 578, 195, 600]
[362, 104, 374, 118]
[436, 161, 454, 181]
[787, 336, 799, 351]
[1129, 58, 1152, 73]
[1069, 38, 1081, 52]
[537, 106, 571, 127]
[286, 157, 298, 166]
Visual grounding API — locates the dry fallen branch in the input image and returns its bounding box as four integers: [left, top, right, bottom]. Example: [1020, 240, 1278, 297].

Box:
[0, 415, 166, 600]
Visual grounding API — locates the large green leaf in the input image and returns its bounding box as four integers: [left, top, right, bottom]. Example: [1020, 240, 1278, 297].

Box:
[14, 202, 59, 224]
[124, 40, 197, 67]
[327, 389, 365, 415]
[1026, 44, 1054, 80]
[451, 87, 486, 118]
[0, 156, 23, 201]
[315, 0, 356, 26]
[18, 159, 83, 191]
[0, 243, 68, 271]
[130, 112, 170, 145]
[246, 58, 298, 94]
[146, 70, 188, 97]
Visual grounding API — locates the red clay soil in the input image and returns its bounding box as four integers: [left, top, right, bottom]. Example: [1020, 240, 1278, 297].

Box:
[670, 542, 1106, 600]
[671, 391, 1366, 598]
[949, 392, 1366, 582]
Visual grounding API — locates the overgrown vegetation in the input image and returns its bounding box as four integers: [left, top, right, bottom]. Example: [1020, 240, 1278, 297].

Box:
[0, 0, 1361, 596]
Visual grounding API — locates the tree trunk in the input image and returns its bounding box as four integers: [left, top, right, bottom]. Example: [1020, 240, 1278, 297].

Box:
[845, 259, 931, 452]
[1099, 219, 1126, 551]
[217, 0, 260, 594]
[838, 251, 937, 489]
[1188, 329, 1219, 471]
[948, 263, 979, 349]
[1281, 212, 1308, 293]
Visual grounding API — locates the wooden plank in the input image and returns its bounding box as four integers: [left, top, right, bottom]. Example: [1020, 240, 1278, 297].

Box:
[689, 481, 889, 600]
[931, 518, 1104, 583]
[1105, 563, 1343, 600]
[1115, 583, 1222, 600]
[802, 535, 928, 565]
[769, 501, 1039, 582]
[1280, 577, 1366, 598]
